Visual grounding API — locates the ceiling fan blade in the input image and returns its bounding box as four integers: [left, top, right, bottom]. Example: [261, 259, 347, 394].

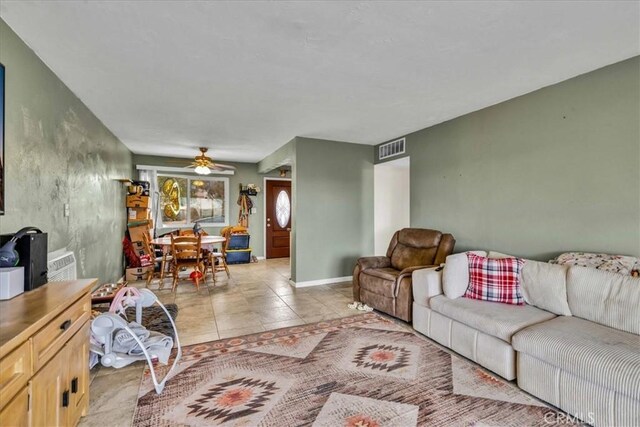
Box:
[211, 163, 237, 171]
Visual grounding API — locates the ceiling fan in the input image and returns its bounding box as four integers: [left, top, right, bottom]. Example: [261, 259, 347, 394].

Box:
[186, 147, 236, 175]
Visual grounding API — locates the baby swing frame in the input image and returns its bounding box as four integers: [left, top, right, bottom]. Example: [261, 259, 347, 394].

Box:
[91, 288, 182, 394]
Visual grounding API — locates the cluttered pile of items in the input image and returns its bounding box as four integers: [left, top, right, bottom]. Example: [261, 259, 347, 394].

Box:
[122, 181, 155, 281]
[221, 225, 252, 264]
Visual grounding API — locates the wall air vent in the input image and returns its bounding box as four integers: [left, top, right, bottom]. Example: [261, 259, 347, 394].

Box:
[378, 138, 406, 160]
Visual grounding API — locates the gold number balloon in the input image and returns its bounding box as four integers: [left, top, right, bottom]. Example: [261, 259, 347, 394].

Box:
[162, 178, 181, 219]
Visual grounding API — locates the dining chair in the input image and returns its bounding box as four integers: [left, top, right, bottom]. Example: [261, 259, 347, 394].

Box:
[170, 234, 204, 291]
[206, 240, 231, 284]
[142, 233, 172, 288]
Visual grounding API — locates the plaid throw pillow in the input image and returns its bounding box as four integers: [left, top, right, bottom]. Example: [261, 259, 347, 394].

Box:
[464, 253, 525, 305]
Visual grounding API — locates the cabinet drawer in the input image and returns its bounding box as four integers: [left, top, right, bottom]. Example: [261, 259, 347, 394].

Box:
[0, 341, 31, 412]
[32, 295, 90, 373]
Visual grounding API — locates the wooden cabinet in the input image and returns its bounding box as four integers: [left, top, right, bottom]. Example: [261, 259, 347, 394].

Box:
[31, 347, 67, 427]
[0, 387, 29, 427]
[67, 324, 90, 427]
[0, 280, 95, 427]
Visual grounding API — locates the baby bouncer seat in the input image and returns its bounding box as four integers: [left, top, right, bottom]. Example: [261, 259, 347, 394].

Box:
[90, 287, 182, 394]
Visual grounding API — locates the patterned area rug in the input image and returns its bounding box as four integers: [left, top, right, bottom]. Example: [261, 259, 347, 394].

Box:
[133, 313, 573, 426]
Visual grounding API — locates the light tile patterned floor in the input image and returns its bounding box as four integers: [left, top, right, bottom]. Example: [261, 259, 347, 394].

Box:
[80, 258, 356, 427]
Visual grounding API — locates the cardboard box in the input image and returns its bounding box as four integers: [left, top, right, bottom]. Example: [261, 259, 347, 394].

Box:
[131, 241, 150, 258]
[128, 207, 151, 220]
[125, 266, 153, 281]
[127, 220, 153, 243]
[126, 195, 151, 209]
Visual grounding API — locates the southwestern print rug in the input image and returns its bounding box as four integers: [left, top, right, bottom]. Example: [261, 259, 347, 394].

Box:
[133, 313, 572, 426]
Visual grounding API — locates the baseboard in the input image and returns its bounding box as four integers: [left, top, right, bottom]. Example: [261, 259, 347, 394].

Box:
[289, 275, 352, 288]
[255, 256, 266, 260]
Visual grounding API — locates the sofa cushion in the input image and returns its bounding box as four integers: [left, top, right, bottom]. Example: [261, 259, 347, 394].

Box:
[359, 271, 395, 298]
[430, 295, 556, 343]
[567, 266, 640, 334]
[464, 253, 525, 305]
[512, 316, 640, 399]
[488, 251, 515, 259]
[520, 260, 572, 316]
[442, 251, 487, 299]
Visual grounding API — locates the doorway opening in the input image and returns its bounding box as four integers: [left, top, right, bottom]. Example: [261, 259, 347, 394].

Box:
[374, 157, 410, 255]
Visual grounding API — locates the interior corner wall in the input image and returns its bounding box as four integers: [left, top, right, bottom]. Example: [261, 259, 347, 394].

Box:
[294, 137, 374, 283]
[377, 56, 640, 260]
[0, 19, 133, 282]
[257, 138, 296, 174]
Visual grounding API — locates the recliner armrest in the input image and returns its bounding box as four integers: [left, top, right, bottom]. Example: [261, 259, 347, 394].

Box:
[357, 256, 392, 271]
[412, 267, 443, 308]
[399, 265, 435, 277]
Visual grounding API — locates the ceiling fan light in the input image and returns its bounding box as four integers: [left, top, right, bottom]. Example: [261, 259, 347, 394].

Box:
[194, 165, 211, 175]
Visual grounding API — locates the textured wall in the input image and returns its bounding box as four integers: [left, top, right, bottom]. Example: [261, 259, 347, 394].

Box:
[376, 56, 640, 260]
[132, 155, 281, 258]
[0, 20, 132, 282]
[294, 137, 374, 282]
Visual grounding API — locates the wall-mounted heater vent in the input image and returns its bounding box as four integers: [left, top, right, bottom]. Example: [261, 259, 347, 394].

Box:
[379, 138, 406, 160]
[48, 250, 77, 282]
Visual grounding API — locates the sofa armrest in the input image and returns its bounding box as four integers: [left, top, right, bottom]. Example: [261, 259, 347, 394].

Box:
[357, 256, 391, 271]
[412, 267, 443, 308]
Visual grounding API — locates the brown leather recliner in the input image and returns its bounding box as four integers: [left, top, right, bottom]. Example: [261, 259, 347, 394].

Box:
[353, 228, 455, 322]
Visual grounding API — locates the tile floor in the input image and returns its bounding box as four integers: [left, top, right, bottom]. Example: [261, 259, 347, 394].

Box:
[80, 258, 357, 427]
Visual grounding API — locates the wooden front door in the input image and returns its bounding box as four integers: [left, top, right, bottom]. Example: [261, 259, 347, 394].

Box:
[266, 180, 291, 259]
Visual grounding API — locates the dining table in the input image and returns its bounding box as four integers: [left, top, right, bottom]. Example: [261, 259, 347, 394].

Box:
[149, 235, 227, 287]
[150, 235, 226, 247]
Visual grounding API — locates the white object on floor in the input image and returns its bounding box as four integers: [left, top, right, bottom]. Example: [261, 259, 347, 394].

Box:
[347, 302, 374, 312]
[90, 288, 182, 394]
[358, 303, 374, 312]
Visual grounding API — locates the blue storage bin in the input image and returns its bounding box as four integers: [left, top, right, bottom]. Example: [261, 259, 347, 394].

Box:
[226, 248, 252, 264]
[227, 234, 250, 250]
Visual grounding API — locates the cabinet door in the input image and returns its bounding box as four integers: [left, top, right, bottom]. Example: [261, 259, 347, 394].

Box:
[30, 348, 69, 427]
[67, 323, 90, 426]
[0, 386, 29, 427]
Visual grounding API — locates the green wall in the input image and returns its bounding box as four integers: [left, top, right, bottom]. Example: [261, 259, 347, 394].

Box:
[294, 137, 374, 282]
[0, 20, 133, 282]
[377, 56, 640, 260]
[258, 138, 296, 174]
[132, 154, 281, 258]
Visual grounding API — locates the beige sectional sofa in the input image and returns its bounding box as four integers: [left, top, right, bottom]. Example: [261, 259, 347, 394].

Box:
[412, 251, 640, 427]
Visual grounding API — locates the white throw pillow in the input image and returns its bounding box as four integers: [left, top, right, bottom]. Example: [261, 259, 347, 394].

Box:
[520, 260, 572, 316]
[443, 251, 487, 299]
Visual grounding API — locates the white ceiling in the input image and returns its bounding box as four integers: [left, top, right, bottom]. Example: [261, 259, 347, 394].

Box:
[1, 1, 638, 163]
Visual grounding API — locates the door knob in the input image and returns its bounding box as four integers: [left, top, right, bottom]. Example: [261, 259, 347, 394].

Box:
[287, 228, 291, 231]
